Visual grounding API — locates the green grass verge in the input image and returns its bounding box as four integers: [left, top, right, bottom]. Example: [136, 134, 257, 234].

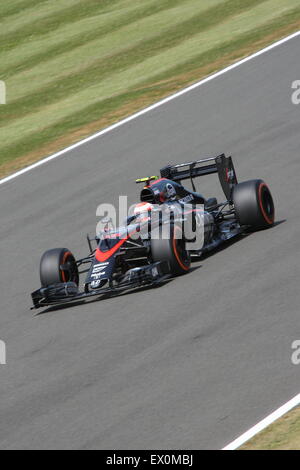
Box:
[0, 0, 299, 177]
[240, 407, 300, 450]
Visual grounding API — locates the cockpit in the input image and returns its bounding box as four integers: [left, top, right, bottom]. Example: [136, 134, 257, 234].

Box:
[140, 178, 205, 205]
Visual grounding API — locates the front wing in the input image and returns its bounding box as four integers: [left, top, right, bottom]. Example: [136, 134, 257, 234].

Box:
[31, 261, 170, 310]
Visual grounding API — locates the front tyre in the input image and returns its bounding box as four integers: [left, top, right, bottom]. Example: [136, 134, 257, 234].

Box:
[40, 248, 79, 287]
[151, 226, 191, 275]
[233, 179, 275, 230]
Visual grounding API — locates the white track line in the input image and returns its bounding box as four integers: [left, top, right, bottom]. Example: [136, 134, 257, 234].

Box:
[1, 30, 300, 187]
[223, 393, 300, 450]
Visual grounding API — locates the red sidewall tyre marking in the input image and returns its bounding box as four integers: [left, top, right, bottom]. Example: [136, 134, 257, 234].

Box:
[258, 183, 274, 225]
[61, 251, 72, 283]
[172, 227, 190, 272]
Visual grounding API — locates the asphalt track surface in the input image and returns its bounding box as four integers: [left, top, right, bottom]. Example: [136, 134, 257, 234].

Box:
[0, 36, 300, 450]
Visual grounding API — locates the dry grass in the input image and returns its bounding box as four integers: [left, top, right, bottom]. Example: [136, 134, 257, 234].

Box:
[241, 407, 300, 450]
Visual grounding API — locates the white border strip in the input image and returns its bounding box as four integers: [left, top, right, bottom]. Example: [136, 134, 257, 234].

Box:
[1, 30, 299, 187]
[223, 393, 300, 450]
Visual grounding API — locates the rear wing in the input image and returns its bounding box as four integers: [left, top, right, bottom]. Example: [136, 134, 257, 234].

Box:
[160, 153, 238, 201]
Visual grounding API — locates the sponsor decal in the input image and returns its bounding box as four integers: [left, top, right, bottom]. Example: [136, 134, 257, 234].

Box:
[92, 263, 109, 273]
[178, 194, 194, 204]
[226, 168, 235, 182]
[90, 280, 101, 289]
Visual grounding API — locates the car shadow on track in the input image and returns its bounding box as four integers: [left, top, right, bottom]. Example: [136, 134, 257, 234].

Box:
[192, 219, 286, 262]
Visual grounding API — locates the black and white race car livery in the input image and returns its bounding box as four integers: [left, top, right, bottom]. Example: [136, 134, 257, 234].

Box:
[31, 154, 275, 310]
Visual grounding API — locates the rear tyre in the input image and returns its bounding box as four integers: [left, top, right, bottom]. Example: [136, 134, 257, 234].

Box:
[40, 248, 79, 287]
[151, 226, 191, 275]
[233, 179, 275, 230]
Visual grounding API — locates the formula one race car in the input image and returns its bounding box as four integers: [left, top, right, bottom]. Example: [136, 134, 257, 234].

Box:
[31, 154, 275, 309]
